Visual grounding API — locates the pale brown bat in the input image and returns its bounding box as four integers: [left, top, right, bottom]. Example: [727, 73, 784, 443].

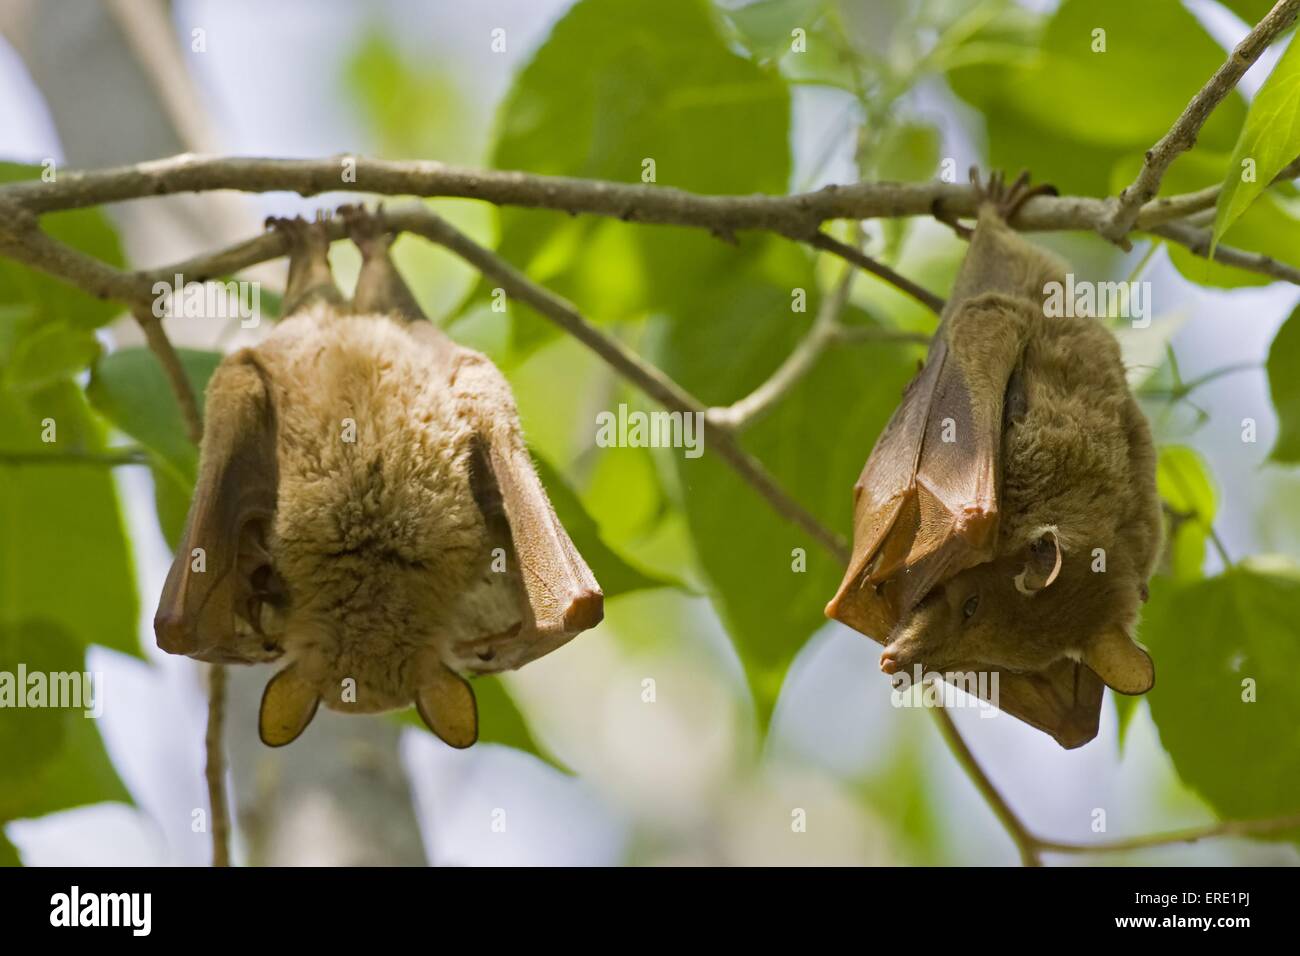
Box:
[825, 171, 1161, 748]
[154, 207, 603, 748]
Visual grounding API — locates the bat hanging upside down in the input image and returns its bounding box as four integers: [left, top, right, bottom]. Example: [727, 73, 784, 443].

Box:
[154, 207, 603, 748]
[825, 171, 1163, 749]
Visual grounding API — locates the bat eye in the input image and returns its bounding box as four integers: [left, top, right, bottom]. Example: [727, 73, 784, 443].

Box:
[962, 595, 980, 620]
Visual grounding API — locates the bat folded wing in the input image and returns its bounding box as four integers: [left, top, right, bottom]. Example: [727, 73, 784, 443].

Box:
[154, 353, 281, 664]
[442, 346, 603, 674]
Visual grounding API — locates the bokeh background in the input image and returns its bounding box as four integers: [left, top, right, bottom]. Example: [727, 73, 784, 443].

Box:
[1, 0, 1298, 865]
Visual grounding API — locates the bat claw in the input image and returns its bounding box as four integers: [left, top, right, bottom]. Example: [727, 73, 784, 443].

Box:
[971, 168, 1058, 224]
[339, 203, 395, 258]
[266, 213, 334, 255]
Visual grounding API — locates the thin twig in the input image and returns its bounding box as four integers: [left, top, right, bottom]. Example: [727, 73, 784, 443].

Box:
[205, 663, 230, 867]
[1037, 811, 1300, 854]
[0, 447, 151, 467]
[931, 707, 1043, 866]
[806, 232, 946, 313]
[708, 262, 858, 430]
[1102, 0, 1300, 243]
[1148, 220, 1300, 284]
[1137, 153, 1300, 228]
[132, 307, 203, 444]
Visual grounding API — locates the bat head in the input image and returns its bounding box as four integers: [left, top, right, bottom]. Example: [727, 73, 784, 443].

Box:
[880, 528, 1154, 696]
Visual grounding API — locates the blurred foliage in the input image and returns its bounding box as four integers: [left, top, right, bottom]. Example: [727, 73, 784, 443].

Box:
[1268, 303, 1300, 463]
[489, 0, 791, 356]
[0, 169, 136, 835]
[1156, 445, 1217, 580]
[1144, 562, 1300, 826]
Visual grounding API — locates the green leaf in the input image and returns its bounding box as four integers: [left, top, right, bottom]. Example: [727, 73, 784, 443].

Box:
[873, 122, 941, 183]
[1156, 445, 1217, 580]
[1143, 565, 1300, 827]
[1215, 1, 1287, 24]
[1214, 34, 1300, 248]
[86, 347, 221, 484]
[1267, 302, 1300, 463]
[0, 164, 125, 330]
[656, 239, 919, 723]
[950, 0, 1244, 196]
[490, 0, 790, 355]
[1021, 0, 1244, 151]
[0, 382, 140, 658]
[2, 319, 100, 393]
[0, 832, 18, 866]
[0, 619, 132, 822]
[342, 29, 477, 163]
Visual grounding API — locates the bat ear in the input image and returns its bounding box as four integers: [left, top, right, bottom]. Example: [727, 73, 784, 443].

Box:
[414, 665, 478, 749]
[1082, 626, 1154, 695]
[154, 353, 281, 663]
[259, 665, 321, 746]
[1014, 528, 1062, 594]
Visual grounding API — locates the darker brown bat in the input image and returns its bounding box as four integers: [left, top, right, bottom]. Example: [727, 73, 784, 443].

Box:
[154, 207, 603, 748]
[825, 171, 1161, 749]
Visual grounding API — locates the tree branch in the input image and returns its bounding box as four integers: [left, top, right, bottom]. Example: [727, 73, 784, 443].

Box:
[1149, 220, 1300, 284]
[0, 447, 151, 467]
[0, 151, 1245, 239]
[1102, 0, 1300, 242]
[205, 663, 230, 867]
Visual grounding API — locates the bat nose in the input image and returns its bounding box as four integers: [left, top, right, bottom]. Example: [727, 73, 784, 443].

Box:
[563, 589, 603, 631]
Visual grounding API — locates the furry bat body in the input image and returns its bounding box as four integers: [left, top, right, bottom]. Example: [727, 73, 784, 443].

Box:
[825, 172, 1161, 748]
[154, 209, 602, 748]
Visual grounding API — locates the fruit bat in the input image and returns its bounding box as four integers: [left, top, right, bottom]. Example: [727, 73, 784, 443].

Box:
[154, 207, 603, 748]
[825, 171, 1162, 749]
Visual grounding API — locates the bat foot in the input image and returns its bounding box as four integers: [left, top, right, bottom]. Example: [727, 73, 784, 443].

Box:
[339, 203, 395, 259]
[930, 198, 973, 240]
[879, 652, 902, 675]
[969, 167, 1057, 224]
[265, 212, 334, 253]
